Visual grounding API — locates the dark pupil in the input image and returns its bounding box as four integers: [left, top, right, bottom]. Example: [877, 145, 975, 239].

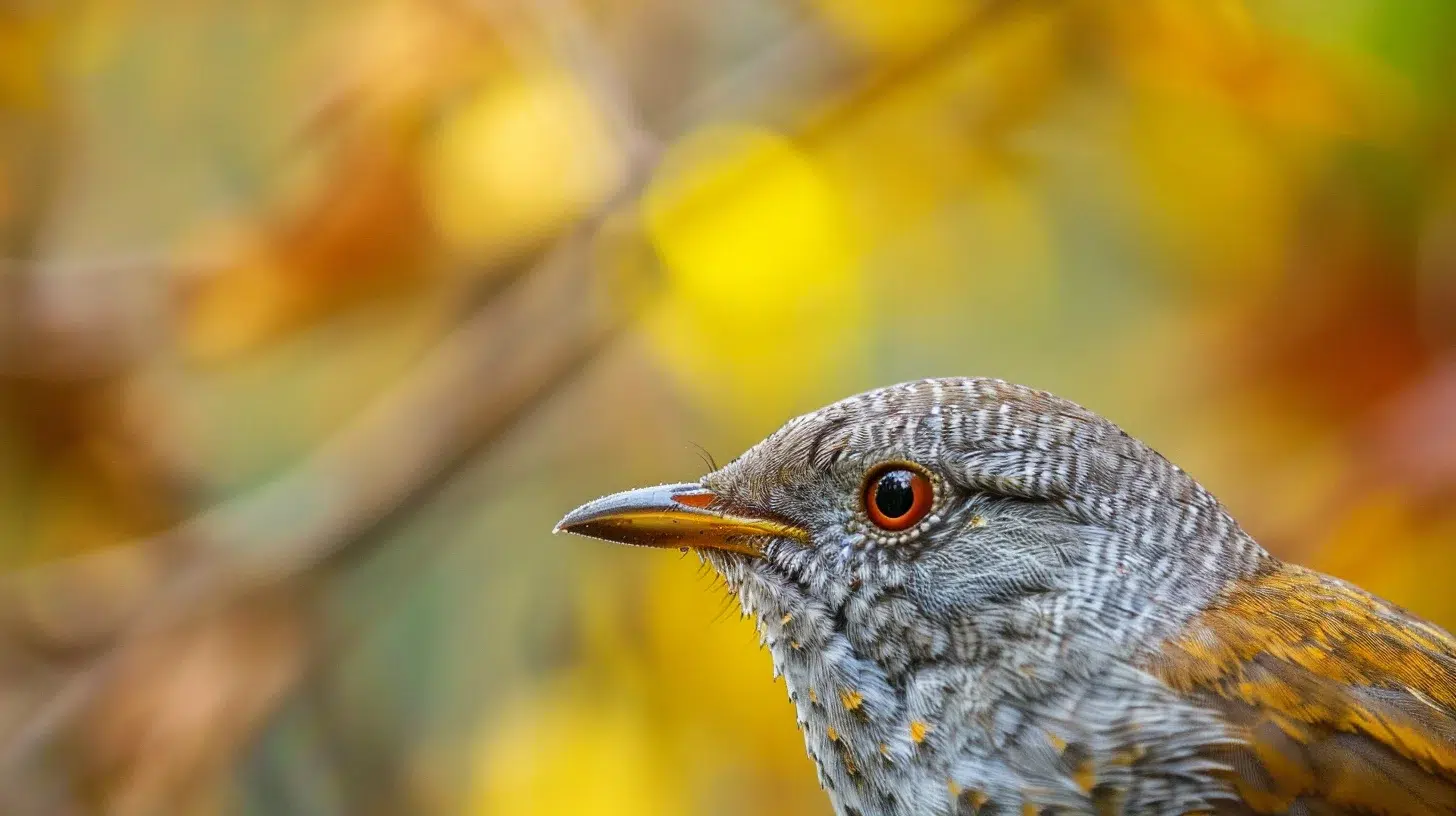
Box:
[875, 471, 916, 518]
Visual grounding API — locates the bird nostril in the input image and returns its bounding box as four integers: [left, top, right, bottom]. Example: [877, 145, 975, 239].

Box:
[670, 488, 716, 509]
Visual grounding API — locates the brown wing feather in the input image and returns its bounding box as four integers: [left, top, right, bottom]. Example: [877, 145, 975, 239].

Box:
[1152, 562, 1456, 815]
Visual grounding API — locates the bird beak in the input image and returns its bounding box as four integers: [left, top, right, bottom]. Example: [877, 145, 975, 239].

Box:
[554, 482, 809, 557]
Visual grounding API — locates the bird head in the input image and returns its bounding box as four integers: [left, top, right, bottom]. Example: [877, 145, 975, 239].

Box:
[557, 377, 1263, 658]
[556, 378, 1272, 812]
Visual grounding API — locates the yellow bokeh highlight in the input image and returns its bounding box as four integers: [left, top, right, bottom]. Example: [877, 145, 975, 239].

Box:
[471, 686, 683, 816]
[422, 66, 626, 259]
[645, 125, 856, 311]
[810, 0, 978, 56]
[639, 557, 807, 751]
[643, 125, 865, 421]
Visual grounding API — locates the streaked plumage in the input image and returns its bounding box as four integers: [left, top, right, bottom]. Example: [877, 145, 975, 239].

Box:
[557, 377, 1456, 815]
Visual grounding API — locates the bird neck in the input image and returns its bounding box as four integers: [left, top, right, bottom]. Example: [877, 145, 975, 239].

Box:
[729, 558, 1125, 815]
[748, 570, 955, 814]
[720, 535, 1260, 816]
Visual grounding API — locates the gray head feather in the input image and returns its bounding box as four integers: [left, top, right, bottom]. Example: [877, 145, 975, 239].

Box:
[696, 377, 1264, 815]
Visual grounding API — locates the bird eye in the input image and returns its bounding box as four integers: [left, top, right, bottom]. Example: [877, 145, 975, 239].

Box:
[863, 465, 933, 531]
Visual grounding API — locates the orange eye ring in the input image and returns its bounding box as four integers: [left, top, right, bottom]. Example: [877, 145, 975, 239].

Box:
[863, 464, 934, 531]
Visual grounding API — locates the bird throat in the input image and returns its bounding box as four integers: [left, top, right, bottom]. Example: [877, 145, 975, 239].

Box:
[704, 550, 970, 815]
[702, 549, 1238, 816]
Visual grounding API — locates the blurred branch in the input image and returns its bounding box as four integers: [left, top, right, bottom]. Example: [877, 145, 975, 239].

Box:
[0, 255, 206, 378]
[665, 23, 849, 133]
[526, 0, 660, 163]
[0, 201, 645, 811]
[0, 3, 659, 805]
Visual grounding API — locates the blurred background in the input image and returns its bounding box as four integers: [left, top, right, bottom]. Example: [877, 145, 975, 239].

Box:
[0, 0, 1453, 813]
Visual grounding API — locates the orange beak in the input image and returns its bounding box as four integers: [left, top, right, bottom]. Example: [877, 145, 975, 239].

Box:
[554, 483, 809, 557]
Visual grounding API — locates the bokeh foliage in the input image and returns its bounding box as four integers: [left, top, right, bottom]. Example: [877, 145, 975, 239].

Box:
[0, 0, 1453, 813]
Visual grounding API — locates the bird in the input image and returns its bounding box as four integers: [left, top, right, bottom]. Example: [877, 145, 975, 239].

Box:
[555, 377, 1456, 816]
